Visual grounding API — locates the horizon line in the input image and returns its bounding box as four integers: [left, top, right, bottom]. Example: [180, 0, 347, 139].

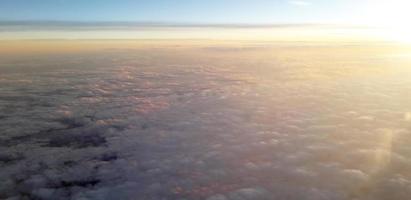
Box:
[0, 20, 375, 29]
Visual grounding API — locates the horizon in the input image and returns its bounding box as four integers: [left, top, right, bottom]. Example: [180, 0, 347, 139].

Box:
[0, 20, 402, 43]
[1, 0, 411, 43]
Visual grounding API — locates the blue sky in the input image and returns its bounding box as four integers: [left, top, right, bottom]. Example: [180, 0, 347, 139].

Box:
[0, 0, 362, 24]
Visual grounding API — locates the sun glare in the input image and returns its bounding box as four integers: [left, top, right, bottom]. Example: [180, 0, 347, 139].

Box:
[362, 0, 411, 43]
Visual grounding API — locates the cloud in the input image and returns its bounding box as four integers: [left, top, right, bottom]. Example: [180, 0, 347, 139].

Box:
[2, 45, 411, 200]
[289, 0, 311, 6]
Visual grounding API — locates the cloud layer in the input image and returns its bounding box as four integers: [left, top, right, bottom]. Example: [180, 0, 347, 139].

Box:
[1, 44, 411, 200]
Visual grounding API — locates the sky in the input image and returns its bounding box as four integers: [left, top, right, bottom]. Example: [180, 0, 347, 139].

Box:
[1, 0, 410, 42]
[0, 0, 361, 24]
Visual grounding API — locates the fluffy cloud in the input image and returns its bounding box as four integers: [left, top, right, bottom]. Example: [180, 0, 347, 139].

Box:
[1, 44, 411, 199]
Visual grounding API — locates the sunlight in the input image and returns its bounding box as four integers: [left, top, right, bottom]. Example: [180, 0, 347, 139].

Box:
[362, 0, 411, 43]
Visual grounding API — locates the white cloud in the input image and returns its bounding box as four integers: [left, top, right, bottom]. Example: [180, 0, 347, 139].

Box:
[289, 0, 311, 6]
